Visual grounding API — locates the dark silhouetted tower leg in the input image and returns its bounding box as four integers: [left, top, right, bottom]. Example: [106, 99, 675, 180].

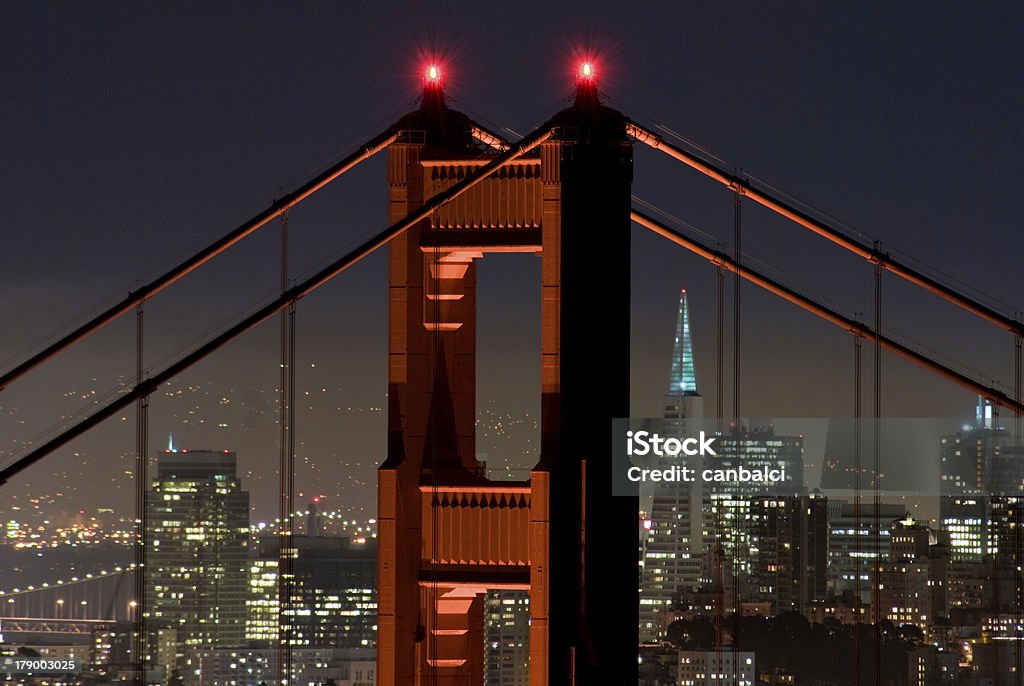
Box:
[537, 78, 636, 685]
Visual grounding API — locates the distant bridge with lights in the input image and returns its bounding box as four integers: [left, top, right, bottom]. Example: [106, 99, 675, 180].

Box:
[0, 62, 1022, 686]
[0, 617, 116, 636]
[0, 564, 138, 623]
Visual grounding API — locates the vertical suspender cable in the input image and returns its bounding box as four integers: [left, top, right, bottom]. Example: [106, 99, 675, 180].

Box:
[993, 399, 1002, 686]
[853, 330, 863, 686]
[715, 264, 725, 662]
[717, 266, 725, 431]
[287, 299, 296, 669]
[873, 256, 882, 686]
[1014, 336, 1022, 684]
[278, 210, 295, 684]
[134, 299, 148, 685]
[731, 190, 742, 679]
[277, 209, 288, 683]
[733, 191, 742, 422]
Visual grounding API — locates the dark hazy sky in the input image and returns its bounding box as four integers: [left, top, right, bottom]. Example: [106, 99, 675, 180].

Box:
[2, 3, 1023, 509]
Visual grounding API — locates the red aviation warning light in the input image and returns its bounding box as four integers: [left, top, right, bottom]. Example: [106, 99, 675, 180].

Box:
[574, 59, 600, 106]
[577, 61, 596, 83]
[424, 64, 443, 87]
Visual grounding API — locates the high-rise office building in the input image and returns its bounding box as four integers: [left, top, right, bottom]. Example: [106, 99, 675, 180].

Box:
[940, 398, 1019, 563]
[246, 534, 377, 649]
[827, 501, 904, 603]
[875, 561, 932, 631]
[748, 494, 829, 614]
[707, 425, 805, 591]
[709, 426, 805, 498]
[145, 448, 250, 667]
[640, 290, 708, 643]
[307, 497, 325, 536]
[874, 516, 951, 632]
[939, 399, 1024, 628]
[941, 496, 987, 562]
[484, 590, 530, 686]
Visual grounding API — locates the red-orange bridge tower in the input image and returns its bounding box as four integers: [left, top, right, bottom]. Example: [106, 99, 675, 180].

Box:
[377, 75, 637, 685]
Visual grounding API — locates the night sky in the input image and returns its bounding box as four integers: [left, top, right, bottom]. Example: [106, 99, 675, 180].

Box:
[2, 3, 1022, 517]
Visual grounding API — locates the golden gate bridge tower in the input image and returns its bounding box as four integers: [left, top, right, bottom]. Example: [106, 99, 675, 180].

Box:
[377, 66, 637, 685]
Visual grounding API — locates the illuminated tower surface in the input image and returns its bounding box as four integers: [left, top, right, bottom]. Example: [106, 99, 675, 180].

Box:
[377, 69, 636, 685]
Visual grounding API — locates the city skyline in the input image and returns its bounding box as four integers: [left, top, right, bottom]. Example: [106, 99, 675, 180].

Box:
[3, 5, 1023, 685]
[3, 286, 1023, 683]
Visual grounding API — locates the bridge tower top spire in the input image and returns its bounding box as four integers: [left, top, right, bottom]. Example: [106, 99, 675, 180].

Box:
[574, 60, 600, 109]
[389, 63, 476, 153]
[421, 63, 446, 110]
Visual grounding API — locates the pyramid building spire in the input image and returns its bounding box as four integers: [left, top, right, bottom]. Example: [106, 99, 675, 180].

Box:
[641, 288, 706, 642]
[668, 289, 698, 396]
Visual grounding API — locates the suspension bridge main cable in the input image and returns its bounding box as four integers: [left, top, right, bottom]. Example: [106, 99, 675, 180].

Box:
[0, 126, 554, 486]
[630, 208, 1024, 414]
[625, 121, 1024, 338]
[0, 128, 401, 394]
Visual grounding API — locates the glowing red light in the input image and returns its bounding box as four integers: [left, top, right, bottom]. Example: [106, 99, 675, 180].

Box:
[426, 65, 441, 82]
[313, 496, 320, 504]
[576, 60, 599, 87]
